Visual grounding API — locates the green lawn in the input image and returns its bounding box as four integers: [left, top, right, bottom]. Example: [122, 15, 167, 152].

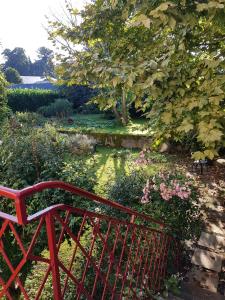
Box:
[81, 146, 170, 196]
[59, 114, 153, 136]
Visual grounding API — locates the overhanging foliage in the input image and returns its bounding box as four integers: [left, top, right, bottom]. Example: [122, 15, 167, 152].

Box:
[49, 0, 225, 158]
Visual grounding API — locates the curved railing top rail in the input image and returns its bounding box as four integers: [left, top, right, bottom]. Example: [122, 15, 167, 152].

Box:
[0, 181, 165, 227]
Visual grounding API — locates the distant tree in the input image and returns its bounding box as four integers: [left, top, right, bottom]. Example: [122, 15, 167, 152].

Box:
[2, 48, 31, 75]
[4, 67, 22, 84]
[31, 47, 55, 77]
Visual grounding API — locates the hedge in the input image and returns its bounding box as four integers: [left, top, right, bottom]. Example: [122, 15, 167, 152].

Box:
[7, 89, 60, 112]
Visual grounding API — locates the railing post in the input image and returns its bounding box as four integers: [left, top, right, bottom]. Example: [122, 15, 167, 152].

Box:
[130, 214, 135, 224]
[15, 196, 27, 225]
[45, 212, 62, 300]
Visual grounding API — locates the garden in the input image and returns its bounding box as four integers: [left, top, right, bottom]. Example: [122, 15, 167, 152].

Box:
[0, 107, 221, 298]
[0, 0, 225, 299]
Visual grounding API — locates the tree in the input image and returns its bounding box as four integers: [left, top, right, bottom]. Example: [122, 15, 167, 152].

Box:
[4, 67, 22, 84]
[0, 72, 9, 123]
[49, 0, 225, 157]
[31, 47, 55, 76]
[2, 47, 31, 75]
[48, 2, 134, 125]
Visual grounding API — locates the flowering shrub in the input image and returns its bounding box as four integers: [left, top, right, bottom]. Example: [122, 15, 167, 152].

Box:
[141, 172, 201, 239]
[135, 148, 168, 165]
[135, 149, 153, 165]
[107, 170, 201, 240]
[141, 172, 193, 203]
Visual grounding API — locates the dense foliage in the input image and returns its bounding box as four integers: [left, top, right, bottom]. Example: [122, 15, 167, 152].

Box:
[49, 0, 225, 158]
[107, 169, 200, 240]
[38, 98, 73, 117]
[4, 67, 22, 84]
[0, 71, 9, 123]
[0, 119, 96, 192]
[60, 84, 98, 110]
[0, 119, 97, 296]
[7, 88, 60, 112]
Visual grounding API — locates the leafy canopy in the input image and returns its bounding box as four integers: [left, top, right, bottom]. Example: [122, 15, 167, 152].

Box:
[49, 0, 225, 158]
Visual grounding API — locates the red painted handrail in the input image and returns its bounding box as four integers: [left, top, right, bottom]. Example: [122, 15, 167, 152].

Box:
[0, 181, 179, 299]
[0, 181, 165, 227]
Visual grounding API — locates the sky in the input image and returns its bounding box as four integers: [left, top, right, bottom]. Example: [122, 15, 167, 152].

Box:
[0, 0, 86, 62]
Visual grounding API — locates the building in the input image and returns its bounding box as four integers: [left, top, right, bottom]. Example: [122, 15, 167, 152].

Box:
[9, 75, 58, 90]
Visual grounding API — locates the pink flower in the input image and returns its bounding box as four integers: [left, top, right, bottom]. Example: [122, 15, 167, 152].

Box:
[141, 180, 152, 204]
[141, 195, 150, 204]
[160, 183, 166, 191]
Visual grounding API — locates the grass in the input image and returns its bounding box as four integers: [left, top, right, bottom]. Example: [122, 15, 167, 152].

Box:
[59, 114, 153, 136]
[83, 146, 170, 196]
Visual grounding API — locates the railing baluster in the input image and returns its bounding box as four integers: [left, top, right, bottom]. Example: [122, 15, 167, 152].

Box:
[45, 212, 62, 300]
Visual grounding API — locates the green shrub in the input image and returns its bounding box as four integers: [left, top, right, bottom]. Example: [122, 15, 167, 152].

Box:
[0, 120, 98, 220]
[0, 72, 9, 124]
[14, 111, 45, 126]
[0, 121, 97, 297]
[107, 170, 201, 240]
[65, 134, 97, 155]
[38, 98, 73, 118]
[0, 123, 66, 188]
[0, 121, 96, 198]
[7, 88, 59, 112]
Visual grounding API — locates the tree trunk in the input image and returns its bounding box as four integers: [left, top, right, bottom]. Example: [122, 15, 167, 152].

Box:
[112, 105, 122, 124]
[121, 88, 129, 125]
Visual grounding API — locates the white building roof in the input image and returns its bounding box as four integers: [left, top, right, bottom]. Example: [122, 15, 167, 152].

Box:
[20, 76, 46, 84]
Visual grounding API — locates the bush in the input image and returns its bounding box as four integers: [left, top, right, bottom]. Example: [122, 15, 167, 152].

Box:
[0, 121, 97, 295]
[107, 169, 201, 240]
[38, 98, 73, 118]
[0, 72, 9, 124]
[14, 111, 45, 126]
[7, 88, 59, 112]
[66, 133, 97, 155]
[0, 123, 67, 188]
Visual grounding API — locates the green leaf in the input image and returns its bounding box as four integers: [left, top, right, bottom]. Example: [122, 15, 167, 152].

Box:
[112, 77, 120, 87]
[204, 149, 218, 159]
[177, 119, 194, 133]
[192, 151, 205, 160]
[161, 112, 172, 124]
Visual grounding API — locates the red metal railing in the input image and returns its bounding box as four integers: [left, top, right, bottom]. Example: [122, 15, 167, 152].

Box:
[0, 181, 180, 299]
